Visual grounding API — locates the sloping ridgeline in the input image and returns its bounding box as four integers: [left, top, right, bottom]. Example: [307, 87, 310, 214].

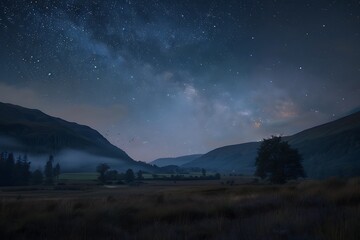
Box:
[0, 102, 152, 171]
[150, 154, 203, 167]
[286, 111, 360, 179]
[183, 111, 360, 179]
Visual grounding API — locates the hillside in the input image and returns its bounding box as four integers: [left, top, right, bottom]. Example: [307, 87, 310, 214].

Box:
[184, 111, 360, 179]
[286, 111, 360, 178]
[0, 102, 151, 171]
[150, 154, 202, 167]
[182, 143, 258, 173]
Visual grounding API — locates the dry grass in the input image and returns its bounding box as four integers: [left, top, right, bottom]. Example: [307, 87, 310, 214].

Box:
[0, 178, 359, 239]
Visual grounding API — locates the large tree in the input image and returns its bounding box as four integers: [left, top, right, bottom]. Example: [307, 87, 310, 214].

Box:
[255, 136, 305, 184]
[96, 163, 110, 184]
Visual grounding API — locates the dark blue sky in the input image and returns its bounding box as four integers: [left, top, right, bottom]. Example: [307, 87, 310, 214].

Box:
[0, 0, 359, 160]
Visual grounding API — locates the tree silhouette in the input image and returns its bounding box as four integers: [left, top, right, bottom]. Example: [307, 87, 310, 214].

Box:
[125, 169, 135, 183]
[44, 155, 54, 185]
[4, 153, 15, 186]
[14, 155, 31, 185]
[0, 152, 31, 186]
[255, 136, 305, 184]
[96, 163, 110, 184]
[105, 170, 118, 181]
[0, 152, 12, 186]
[22, 154, 31, 184]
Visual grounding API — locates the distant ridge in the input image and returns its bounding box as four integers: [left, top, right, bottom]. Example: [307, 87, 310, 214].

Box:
[0, 102, 152, 171]
[150, 154, 202, 167]
[184, 111, 360, 179]
[182, 142, 258, 173]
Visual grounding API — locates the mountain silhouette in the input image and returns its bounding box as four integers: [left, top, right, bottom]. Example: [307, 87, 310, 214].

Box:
[150, 154, 202, 167]
[183, 111, 360, 179]
[0, 102, 151, 171]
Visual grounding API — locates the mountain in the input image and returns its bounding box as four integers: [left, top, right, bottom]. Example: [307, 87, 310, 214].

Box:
[0, 102, 151, 171]
[150, 154, 202, 167]
[184, 111, 360, 179]
[286, 111, 360, 179]
[182, 143, 258, 173]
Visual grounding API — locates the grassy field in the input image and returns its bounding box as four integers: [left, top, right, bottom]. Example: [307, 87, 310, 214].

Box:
[142, 172, 217, 179]
[58, 172, 218, 181]
[59, 172, 99, 181]
[0, 177, 359, 240]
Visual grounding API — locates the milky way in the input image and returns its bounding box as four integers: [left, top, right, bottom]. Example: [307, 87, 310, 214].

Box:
[0, 0, 359, 160]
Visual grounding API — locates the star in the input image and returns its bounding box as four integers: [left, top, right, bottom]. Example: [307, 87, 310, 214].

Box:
[0, 0, 358, 161]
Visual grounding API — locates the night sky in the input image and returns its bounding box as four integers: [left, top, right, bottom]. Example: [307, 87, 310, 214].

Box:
[0, 0, 359, 161]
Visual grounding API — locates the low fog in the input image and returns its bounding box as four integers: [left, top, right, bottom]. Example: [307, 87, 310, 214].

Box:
[0, 136, 141, 173]
[27, 150, 133, 173]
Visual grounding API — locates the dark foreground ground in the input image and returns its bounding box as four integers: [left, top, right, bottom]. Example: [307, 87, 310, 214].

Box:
[0, 178, 359, 240]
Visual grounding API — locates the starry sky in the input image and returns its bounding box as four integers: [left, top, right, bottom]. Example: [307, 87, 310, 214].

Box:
[0, 0, 359, 161]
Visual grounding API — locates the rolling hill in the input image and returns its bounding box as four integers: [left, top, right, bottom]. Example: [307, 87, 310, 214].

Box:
[183, 111, 360, 179]
[181, 143, 258, 173]
[150, 154, 202, 167]
[0, 102, 152, 171]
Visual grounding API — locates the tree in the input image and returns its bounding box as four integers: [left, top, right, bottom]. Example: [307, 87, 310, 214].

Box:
[21, 154, 31, 185]
[4, 153, 15, 186]
[14, 155, 31, 185]
[0, 152, 31, 186]
[0, 152, 11, 186]
[105, 170, 118, 181]
[125, 169, 135, 183]
[255, 136, 305, 184]
[44, 155, 54, 185]
[96, 163, 110, 184]
[201, 168, 206, 177]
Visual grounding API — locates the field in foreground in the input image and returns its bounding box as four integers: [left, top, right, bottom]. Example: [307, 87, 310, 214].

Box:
[0, 178, 359, 240]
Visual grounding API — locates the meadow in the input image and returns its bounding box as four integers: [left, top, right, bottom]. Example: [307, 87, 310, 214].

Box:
[59, 172, 99, 182]
[0, 177, 359, 240]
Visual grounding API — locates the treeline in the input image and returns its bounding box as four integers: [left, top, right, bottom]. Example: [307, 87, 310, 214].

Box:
[96, 163, 142, 184]
[0, 152, 30, 186]
[96, 163, 221, 185]
[151, 173, 221, 181]
[0, 152, 60, 186]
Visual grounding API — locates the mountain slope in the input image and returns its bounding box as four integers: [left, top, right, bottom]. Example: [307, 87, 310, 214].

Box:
[184, 111, 360, 179]
[150, 154, 202, 167]
[0, 102, 151, 171]
[182, 143, 258, 173]
[286, 111, 360, 178]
